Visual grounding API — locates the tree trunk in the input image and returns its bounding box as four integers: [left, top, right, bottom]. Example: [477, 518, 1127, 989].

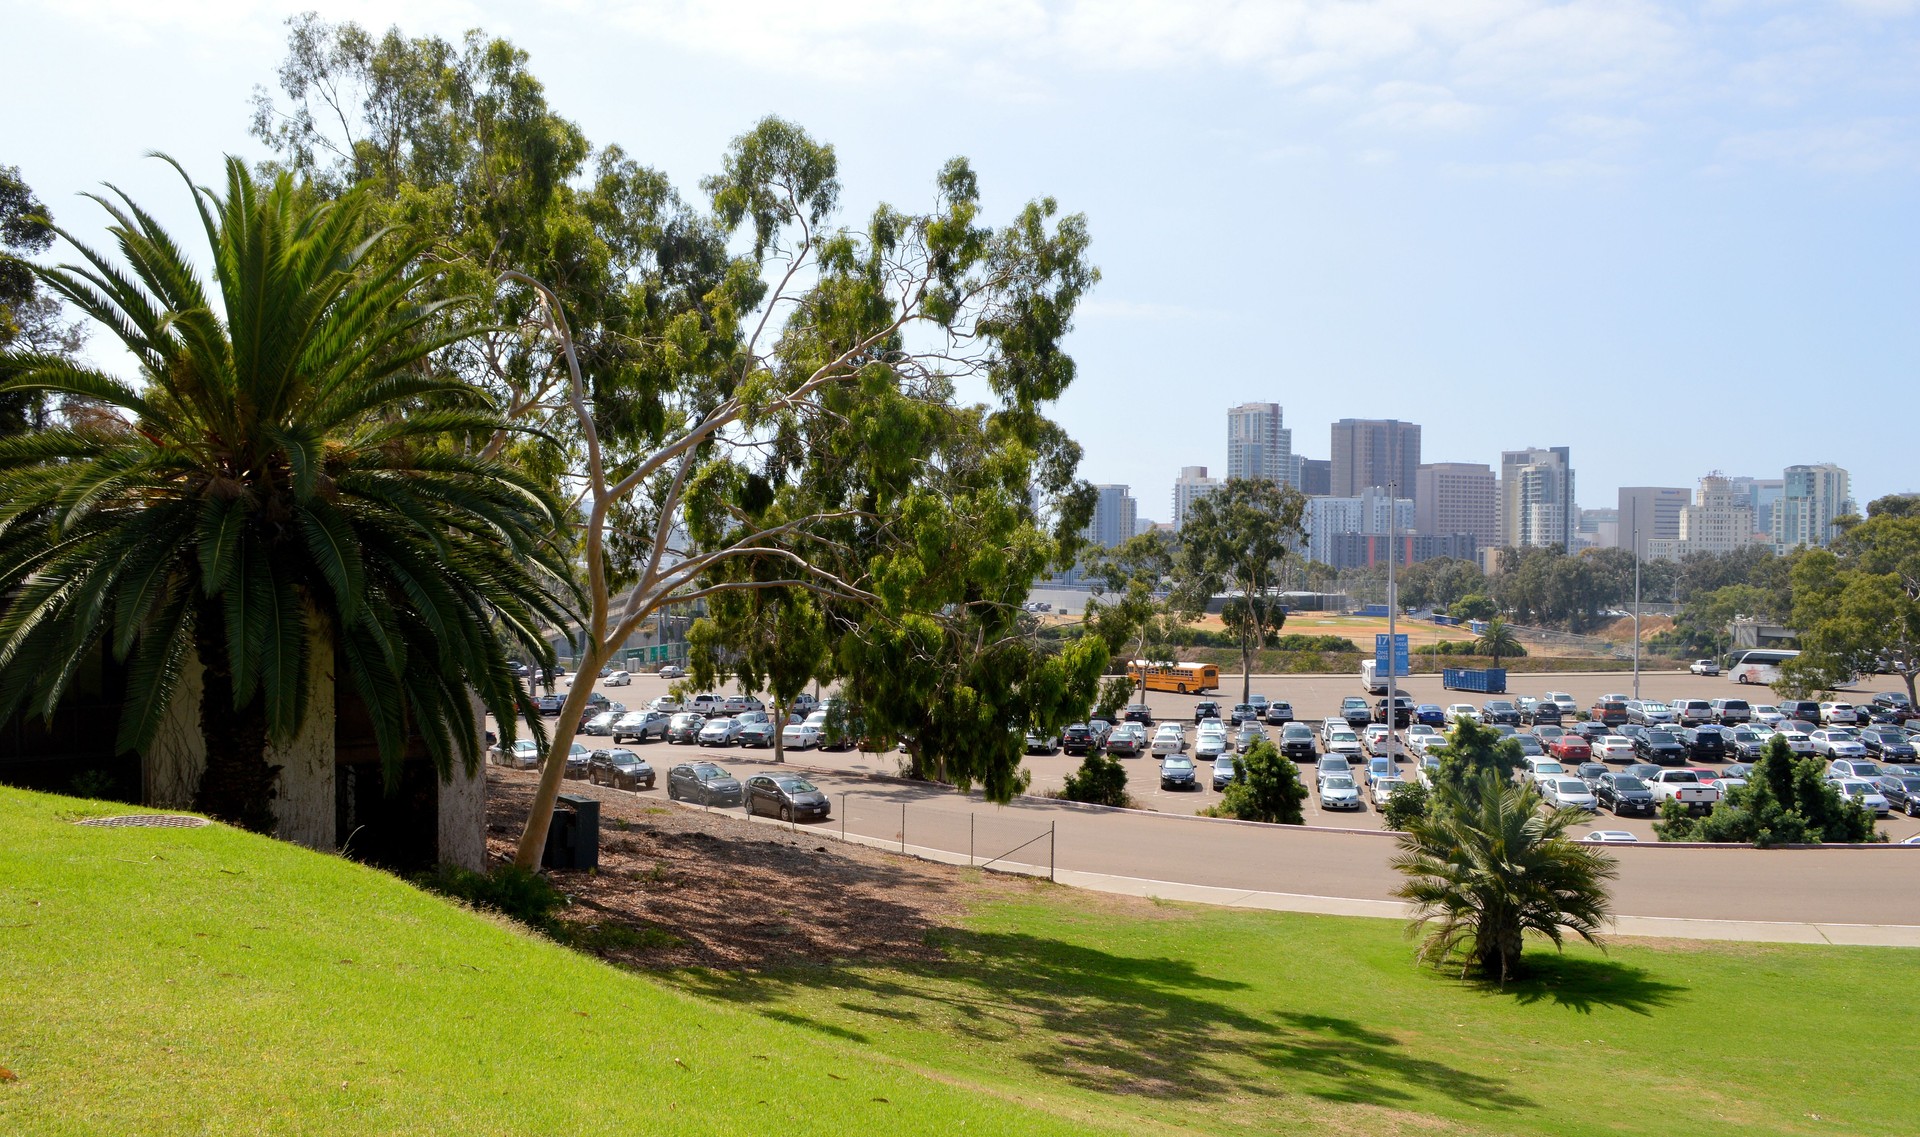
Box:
[1241, 637, 1253, 705]
[513, 644, 607, 868]
[192, 611, 280, 834]
[773, 698, 786, 764]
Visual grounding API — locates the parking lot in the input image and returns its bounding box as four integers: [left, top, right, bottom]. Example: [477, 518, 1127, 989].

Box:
[495, 667, 1920, 844]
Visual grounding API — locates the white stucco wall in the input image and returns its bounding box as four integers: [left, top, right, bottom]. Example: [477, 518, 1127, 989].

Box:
[435, 692, 488, 871]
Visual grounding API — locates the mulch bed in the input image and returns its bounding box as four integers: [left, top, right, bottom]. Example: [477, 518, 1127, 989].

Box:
[485, 769, 1038, 970]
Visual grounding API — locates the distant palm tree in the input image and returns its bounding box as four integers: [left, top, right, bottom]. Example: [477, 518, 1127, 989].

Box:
[1475, 617, 1521, 666]
[1391, 770, 1616, 983]
[0, 157, 572, 832]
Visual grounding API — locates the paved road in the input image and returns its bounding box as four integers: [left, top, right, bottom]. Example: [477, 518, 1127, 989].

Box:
[498, 668, 1920, 941]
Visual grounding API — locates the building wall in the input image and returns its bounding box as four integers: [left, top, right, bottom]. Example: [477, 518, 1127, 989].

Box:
[1772, 463, 1851, 551]
[1227, 402, 1294, 487]
[1083, 484, 1137, 548]
[1500, 446, 1576, 549]
[1298, 458, 1331, 496]
[1330, 419, 1421, 500]
[1617, 486, 1691, 549]
[1414, 462, 1497, 548]
[1324, 532, 1478, 570]
[1171, 465, 1220, 530]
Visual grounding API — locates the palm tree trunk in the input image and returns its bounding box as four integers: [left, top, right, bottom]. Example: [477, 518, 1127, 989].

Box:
[192, 610, 280, 833]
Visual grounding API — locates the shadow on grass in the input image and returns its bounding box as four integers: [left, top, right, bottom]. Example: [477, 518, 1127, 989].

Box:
[667, 928, 1536, 1113]
[1498, 954, 1683, 1016]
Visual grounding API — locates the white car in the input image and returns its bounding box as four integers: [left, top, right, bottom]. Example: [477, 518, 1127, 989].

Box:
[781, 719, 822, 750]
[1689, 659, 1721, 676]
[1370, 776, 1405, 808]
[1810, 730, 1868, 758]
[490, 738, 541, 769]
[1820, 702, 1861, 725]
[1318, 772, 1363, 810]
[1752, 704, 1785, 725]
[1151, 724, 1187, 757]
[656, 664, 686, 678]
[1591, 735, 1636, 762]
[1583, 830, 1639, 843]
[1832, 778, 1890, 815]
[604, 669, 633, 687]
[1194, 725, 1229, 760]
[648, 695, 682, 714]
[1522, 757, 1567, 786]
[1446, 703, 1479, 724]
[1542, 777, 1599, 811]
[1546, 692, 1579, 716]
[1324, 729, 1363, 757]
[697, 716, 743, 746]
[1776, 730, 1815, 754]
[1363, 724, 1401, 757]
[1406, 724, 1442, 757]
[581, 711, 618, 736]
[1320, 717, 1348, 742]
[1414, 754, 1441, 789]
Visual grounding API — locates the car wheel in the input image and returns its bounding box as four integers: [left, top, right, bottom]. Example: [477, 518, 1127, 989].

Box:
[780, 805, 792, 822]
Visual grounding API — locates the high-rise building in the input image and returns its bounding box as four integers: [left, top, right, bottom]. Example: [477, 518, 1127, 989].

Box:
[1646, 473, 1761, 560]
[1330, 419, 1421, 500]
[1226, 403, 1293, 487]
[1772, 464, 1852, 552]
[1617, 487, 1691, 550]
[1305, 487, 1414, 566]
[1499, 447, 1576, 549]
[1171, 466, 1220, 531]
[1083, 484, 1138, 549]
[1298, 458, 1331, 496]
[1731, 477, 1785, 534]
[1414, 462, 1498, 550]
[1578, 508, 1619, 550]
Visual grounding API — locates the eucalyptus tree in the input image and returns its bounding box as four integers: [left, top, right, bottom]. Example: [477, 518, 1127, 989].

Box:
[0, 159, 571, 832]
[1170, 478, 1307, 704]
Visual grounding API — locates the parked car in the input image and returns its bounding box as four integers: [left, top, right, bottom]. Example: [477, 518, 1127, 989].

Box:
[1776, 699, 1823, 723]
[1709, 698, 1751, 725]
[656, 664, 686, 678]
[1570, 720, 1612, 744]
[1827, 757, 1883, 780]
[560, 743, 592, 780]
[490, 738, 540, 769]
[1690, 658, 1721, 676]
[612, 710, 669, 744]
[1341, 697, 1373, 730]
[1370, 776, 1405, 809]
[746, 774, 831, 822]
[1522, 757, 1568, 786]
[1831, 777, 1890, 816]
[665, 713, 707, 744]
[1595, 772, 1656, 816]
[535, 693, 565, 716]
[1647, 769, 1720, 813]
[1210, 754, 1243, 791]
[1523, 700, 1564, 727]
[1414, 703, 1447, 727]
[1810, 730, 1868, 759]
[1445, 703, 1480, 725]
[1774, 730, 1815, 754]
[1192, 700, 1223, 724]
[1681, 727, 1728, 762]
[1672, 699, 1715, 727]
[737, 715, 779, 748]
[1591, 735, 1636, 762]
[1230, 703, 1260, 725]
[1023, 729, 1060, 755]
[1123, 704, 1155, 726]
[1060, 724, 1098, 755]
[1870, 692, 1916, 721]
[781, 718, 822, 750]
[1106, 723, 1147, 757]
[697, 716, 744, 746]
[1511, 733, 1546, 758]
[1877, 775, 1920, 816]
[1726, 728, 1773, 760]
[789, 691, 819, 715]
[1547, 734, 1592, 762]
[1264, 701, 1296, 726]
[1820, 702, 1861, 725]
[581, 711, 618, 736]
[1480, 700, 1521, 726]
[1542, 777, 1599, 811]
[1546, 692, 1579, 716]
[1860, 728, 1919, 761]
[1151, 724, 1187, 757]
[1279, 724, 1319, 761]
[1317, 771, 1363, 810]
[1323, 727, 1363, 757]
[1235, 723, 1268, 754]
[667, 762, 742, 806]
[722, 694, 765, 715]
[689, 694, 723, 714]
[1373, 696, 1415, 727]
[648, 695, 683, 714]
[1633, 729, 1688, 766]
[1406, 724, 1443, 757]
[603, 669, 633, 687]
[1159, 755, 1198, 790]
[588, 748, 655, 790]
[1751, 704, 1786, 725]
[1589, 699, 1629, 727]
[1194, 725, 1229, 760]
[1248, 694, 1269, 713]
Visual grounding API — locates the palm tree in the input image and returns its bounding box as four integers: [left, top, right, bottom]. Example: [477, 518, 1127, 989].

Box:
[1475, 616, 1521, 667]
[1390, 770, 1616, 983]
[0, 158, 573, 833]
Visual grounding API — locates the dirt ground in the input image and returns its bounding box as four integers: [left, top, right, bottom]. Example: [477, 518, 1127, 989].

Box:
[485, 769, 1042, 971]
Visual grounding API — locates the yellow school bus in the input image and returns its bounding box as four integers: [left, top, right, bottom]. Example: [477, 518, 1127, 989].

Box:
[1126, 660, 1220, 695]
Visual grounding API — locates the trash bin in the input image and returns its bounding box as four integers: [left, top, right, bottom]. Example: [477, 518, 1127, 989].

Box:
[542, 793, 600, 871]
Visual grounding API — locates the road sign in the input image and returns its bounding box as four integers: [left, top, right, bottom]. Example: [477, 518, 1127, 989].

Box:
[1374, 633, 1409, 679]
[624, 648, 645, 661]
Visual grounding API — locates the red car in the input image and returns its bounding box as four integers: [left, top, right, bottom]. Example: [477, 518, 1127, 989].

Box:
[1548, 735, 1592, 762]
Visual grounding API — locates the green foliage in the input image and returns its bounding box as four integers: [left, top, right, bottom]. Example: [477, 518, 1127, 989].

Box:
[1653, 737, 1883, 846]
[1447, 592, 1497, 622]
[1396, 557, 1488, 613]
[0, 159, 573, 833]
[1171, 478, 1307, 704]
[414, 863, 567, 929]
[1058, 751, 1133, 808]
[1392, 769, 1617, 983]
[1473, 618, 1522, 666]
[1417, 638, 1526, 658]
[1786, 518, 1920, 705]
[0, 164, 84, 434]
[1381, 781, 1431, 830]
[1492, 546, 1642, 632]
[1428, 719, 1524, 798]
[1092, 675, 1133, 722]
[1205, 738, 1306, 825]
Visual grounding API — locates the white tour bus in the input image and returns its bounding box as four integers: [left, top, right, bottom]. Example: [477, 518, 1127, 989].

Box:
[1728, 649, 1796, 686]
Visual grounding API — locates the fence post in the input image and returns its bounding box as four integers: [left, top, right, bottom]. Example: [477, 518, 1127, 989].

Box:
[1049, 821, 1056, 883]
[901, 802, 907, 854]
[840, 792, 847, 843]
[969, 814, 975, 867]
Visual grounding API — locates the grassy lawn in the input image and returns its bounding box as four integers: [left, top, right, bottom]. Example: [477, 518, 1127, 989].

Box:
[671, 894, 1910, 1137]
[0, 787, 1113, 1136]
[5, 783, 1910, 1136]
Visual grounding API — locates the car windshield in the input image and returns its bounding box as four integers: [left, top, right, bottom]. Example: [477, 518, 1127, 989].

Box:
[1536, 762, 1564, 773]
[1616, 777, 1648, 791]
[1667, 772, 1697, 783]
[1331, 732, 1357, 743]
[1324, 776, 1354, 790]
[1165, 758, 1191, 769]
[693, 764, 728, 779]
[1649, 732, 1677, 743]
[775, 778, 817, 793]
[1285, 727, 1312, 739]
[1557, 780, 1587, 793]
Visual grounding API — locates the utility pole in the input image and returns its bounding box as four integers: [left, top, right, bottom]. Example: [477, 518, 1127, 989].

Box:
[1386, 483, 1399, 757]
[1631, 501, 1641, 700]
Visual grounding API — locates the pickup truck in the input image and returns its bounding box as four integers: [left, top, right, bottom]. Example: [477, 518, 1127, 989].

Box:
[1647, 769, 1721, 814]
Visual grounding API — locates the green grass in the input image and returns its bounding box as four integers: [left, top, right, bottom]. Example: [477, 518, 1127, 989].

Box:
[0, 787, 1113, 1136]
[5, 783, 1912, 1137]
[671, 893, 1914, 1136]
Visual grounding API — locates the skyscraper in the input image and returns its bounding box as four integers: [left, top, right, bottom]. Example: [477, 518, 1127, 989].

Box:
[1171, 466, 1220, 531]
[1226, 402, 1293, 487]
[1414, 462, 1498, 549]
[1499, 447, 1576, 549]
[1330, 418, 1422, 500]
[1617, 486, 1691, 550]
[1083, 485, 1138, 549]
[1773, 464, 1852, 551]
[1646, 473, 1759, 559]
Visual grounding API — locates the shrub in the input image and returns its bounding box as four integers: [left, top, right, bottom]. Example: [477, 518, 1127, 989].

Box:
[1058, 751, 1133, 808]
[1203, 738, 1305, 824]
[1654, 740, 1884, 846]
[1381, 782, 1430, 830]
[415, 864, 568, 929]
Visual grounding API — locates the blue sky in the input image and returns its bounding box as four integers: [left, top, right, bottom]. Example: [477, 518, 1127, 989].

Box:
[7, 1, 1917, 516]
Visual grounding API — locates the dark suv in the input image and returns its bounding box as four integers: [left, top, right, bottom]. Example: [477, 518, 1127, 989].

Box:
[1681, 727, 1728, 762]
[1193, 700, 1222, 725]
[1524, 700, 1563, 727]
[1480, 700, 1521, 726]
[1633, 730, 1687, 766]
[1778, 700, 1823, 724]
[1279, 724, 1319, 761]
[1061, 724, 1098, 755]
[1123, 704, 1154, 726]
[1373, 696, 1414, 727]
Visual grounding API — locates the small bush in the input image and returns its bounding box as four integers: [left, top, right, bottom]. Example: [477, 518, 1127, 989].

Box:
[415, 864, 568, 929]
[1058, 751, 1134, 808]
[1202, 738, 1305, 824]
[1381, 782, 1430, 830]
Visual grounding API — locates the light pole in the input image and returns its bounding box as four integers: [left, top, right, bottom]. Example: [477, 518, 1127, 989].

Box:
[1386, 483, 1399, 756]
[1631, 502, 1641, 700]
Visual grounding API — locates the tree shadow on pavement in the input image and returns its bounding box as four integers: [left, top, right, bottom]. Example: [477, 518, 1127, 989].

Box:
[1497, 954, 1684, 1016]
[666, 927, 1535, 1114]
